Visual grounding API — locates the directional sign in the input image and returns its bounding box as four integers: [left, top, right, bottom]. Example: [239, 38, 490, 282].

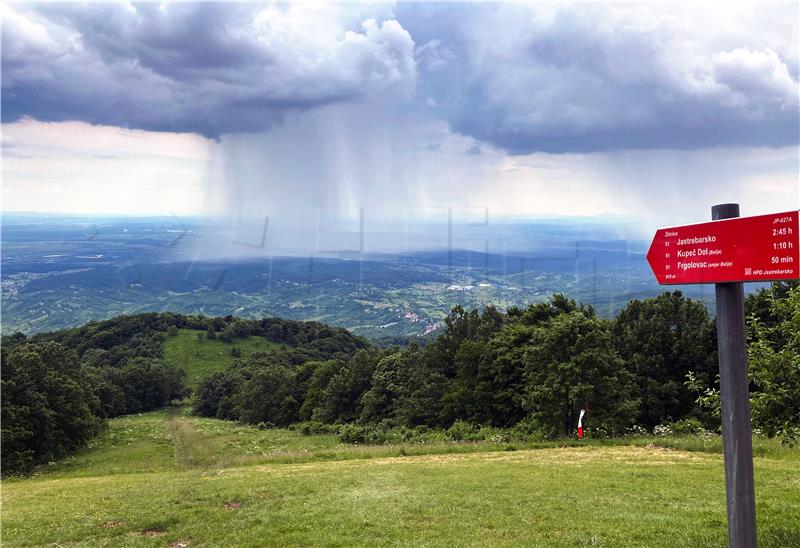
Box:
[647, 210, 800, 284]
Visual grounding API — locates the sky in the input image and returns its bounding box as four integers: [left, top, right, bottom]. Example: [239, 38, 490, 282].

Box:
[2, 2, 799, 237]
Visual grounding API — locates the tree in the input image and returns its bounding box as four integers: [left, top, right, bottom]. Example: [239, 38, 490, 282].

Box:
[218, 326, 233, 343]
[475, 324, 535, 426]
[360, 349, 419, 425]
[613, 292, 717, 428]
[1, 342, 103, 474]
[520, 294, 594, 326]
[747, 283, 800, 445]
[299, 359, 343, 422]
[194, 371, 242, 420]
[746, 280, 799, 347]
[523, 313, 637, 437]
[440, 339, 489, 424]
[306, 349, 381, 423]
[107, 358, 190, 413]
[235, 365, 299, 426]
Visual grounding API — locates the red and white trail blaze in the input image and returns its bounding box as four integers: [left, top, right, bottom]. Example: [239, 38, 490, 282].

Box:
[577, 409, 585, 439]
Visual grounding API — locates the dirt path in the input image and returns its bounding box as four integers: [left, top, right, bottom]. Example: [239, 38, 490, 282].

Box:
[166, 407, 220, 469]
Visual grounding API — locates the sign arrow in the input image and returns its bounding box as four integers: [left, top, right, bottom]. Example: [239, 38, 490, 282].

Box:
[647, 210, 800, 285]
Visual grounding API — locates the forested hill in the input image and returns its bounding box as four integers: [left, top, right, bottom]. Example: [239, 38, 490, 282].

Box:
[1, 314, 368, 474]
[2, 283, 798, 476]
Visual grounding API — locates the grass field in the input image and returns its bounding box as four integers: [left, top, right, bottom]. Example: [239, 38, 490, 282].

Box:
[163, 329, 284, 388]
[2, 409, 799, 547]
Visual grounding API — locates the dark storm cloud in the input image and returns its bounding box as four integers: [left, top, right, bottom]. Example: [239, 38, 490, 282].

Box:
[4, 3, 799, 153]
[2, 3, 416, 138]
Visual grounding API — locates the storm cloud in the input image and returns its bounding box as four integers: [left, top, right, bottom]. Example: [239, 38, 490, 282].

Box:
[403, 3, 799, 153]
[1, 3, 417, 138]
[2, 2, 799, 153]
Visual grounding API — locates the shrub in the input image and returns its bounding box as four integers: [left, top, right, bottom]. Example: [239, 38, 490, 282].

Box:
[446, 420, 480, 441]
[508, 416, 548, 442]
[292, 421, 340, 436]
[669, 418, 706, 435]
[338, 424, 371, 444]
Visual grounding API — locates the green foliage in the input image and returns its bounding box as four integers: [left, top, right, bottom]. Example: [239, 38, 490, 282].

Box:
[523, 312, 637, 437]
[105, 358, 190, 414]
[667, 418, 708, 435]
[469, 324, 532, 426]
[192, 371, 243, 420]
[300, 349, 382, 423]
[746, 281, 799, 344]
[1, 326, 190, 475]
[291, 421, 341, 436]
[688, 282, 800, 446]
[236, 363, 299, 427]
[613, 291, 717, 428]
[1, 342, 103, 474]
[359, 348, 421, 425]
[164, 328, 285, 388]
[685, 371, 721, 424]
[446, 420, 480, 441]
[747, 283, 800, 446]
[191, 293, 749, 444]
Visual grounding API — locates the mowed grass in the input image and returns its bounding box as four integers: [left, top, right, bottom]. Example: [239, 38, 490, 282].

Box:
[3, 410, 800, 547]
[163, 329, 284, 388]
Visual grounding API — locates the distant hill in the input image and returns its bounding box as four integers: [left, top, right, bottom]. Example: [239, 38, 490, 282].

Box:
[3, 214, 724, 338]
[17, 312, 369, 368]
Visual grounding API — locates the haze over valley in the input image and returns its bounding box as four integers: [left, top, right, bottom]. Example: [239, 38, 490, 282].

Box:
[2, 213, 706, 338]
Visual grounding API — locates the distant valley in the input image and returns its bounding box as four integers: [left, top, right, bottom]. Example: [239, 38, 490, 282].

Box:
[1, 214, 720, 337]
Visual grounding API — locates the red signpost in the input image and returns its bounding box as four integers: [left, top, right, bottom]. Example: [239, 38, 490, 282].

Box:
[647, 210, 799, 285]
[647, 206, 799, 548]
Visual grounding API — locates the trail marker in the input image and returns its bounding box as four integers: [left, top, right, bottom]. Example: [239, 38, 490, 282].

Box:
[646, 210, 799, 285]
[647, 205, 799, 548]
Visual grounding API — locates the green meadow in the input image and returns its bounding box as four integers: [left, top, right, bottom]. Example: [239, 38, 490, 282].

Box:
[2, 409, 799, 547]
[163, 329, 284, 388]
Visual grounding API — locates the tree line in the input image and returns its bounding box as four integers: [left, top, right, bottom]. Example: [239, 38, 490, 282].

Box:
[195, 284, 799, 445]
[3, 284, 797, 475]
[194, 292, 716, 437]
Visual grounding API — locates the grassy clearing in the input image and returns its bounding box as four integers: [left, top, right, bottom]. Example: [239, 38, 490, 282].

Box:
[3, 444, 799, 546]
[3, 409, 799, 547]
[163, 329, 283, 388]
[18, 411, 177, 480]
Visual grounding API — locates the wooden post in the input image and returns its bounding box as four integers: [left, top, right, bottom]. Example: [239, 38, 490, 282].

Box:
[712, 203, 757, 548]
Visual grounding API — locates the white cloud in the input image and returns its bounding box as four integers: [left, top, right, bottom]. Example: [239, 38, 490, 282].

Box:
[419, 3, 799, 152]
